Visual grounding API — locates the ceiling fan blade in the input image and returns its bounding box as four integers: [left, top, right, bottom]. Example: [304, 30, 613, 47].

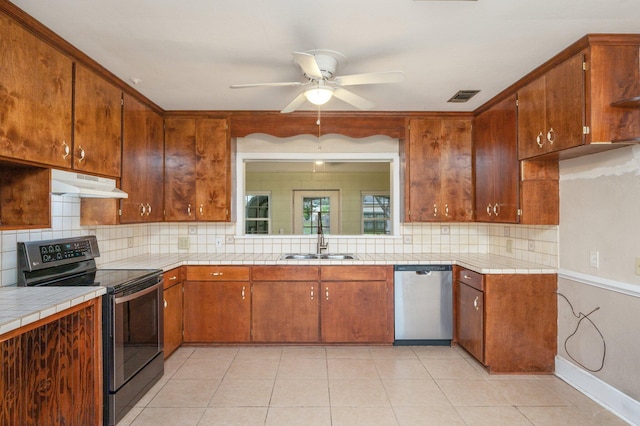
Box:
[334, 71, 405, 86]
[280, 92, 308, 114]
[332, 88, 375, 110]
[230, 81, 305, 89]
[292, 52, 323, 79]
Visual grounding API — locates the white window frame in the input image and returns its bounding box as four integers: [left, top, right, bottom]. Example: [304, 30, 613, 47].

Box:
[244, 191, 271, 234]
[361, 191, 391, 235]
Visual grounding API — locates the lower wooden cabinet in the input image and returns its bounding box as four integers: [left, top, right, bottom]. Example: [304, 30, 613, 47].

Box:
[0, 299, 101, 426]
[454, 266, 557, 373]
[183, 266, 251, 343]
[163, 267, 184, 358]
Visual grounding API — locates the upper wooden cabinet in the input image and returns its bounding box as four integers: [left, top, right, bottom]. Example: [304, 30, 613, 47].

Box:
[517, 37, 640, 160]
[474, 95, 519, 223]
[73, 64, 122, 177]
[0, 14, 72, 168]
[120, 94, 164, 223]
[406, 118, 473, 222]
[164, 117, 231, 221]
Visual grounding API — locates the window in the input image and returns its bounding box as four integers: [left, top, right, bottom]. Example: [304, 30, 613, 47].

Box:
[245, 192, 270, 234]
[293, 190, 340, 235]
[362, 192, 391, 235]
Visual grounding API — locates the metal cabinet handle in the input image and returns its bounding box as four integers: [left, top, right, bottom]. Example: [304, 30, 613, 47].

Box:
[140, 203, 146, 216]
[77, 145, 86, 162]
[433, 204, 438, 217]
[146, 203, 152, 215]
[168, 276, 177, 281]
[164, 299, 167, 308]
[310, 286, 314, 300]
[493, 203, 500, 216]
[241, 286, 245, 300]
[463, 275, 471, 279]
[445, 203, 449, 217]
[187, 204, 192, 216]
[210, 272, 223, 276]
[486, 204, 492, 216]
[473, 296, 479, 311]
[536, 131, 544, 148]
[199, 204, 204, 216]
[325, 287, 329, 300]
[547, 127, 556, 145]
[62, 141, 70, 159]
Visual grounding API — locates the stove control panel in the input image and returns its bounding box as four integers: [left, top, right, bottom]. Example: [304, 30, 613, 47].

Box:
[39, 239, 93, 263]
[18, 235, 100, 274]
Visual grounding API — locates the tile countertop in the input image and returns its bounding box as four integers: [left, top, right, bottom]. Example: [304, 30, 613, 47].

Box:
[0, 286, 106, 336]
[100, 253, 557, 275]
[1, 253, 555, 338]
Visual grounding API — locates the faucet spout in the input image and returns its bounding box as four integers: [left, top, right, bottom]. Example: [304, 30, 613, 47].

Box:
[317, 211, 328, 255]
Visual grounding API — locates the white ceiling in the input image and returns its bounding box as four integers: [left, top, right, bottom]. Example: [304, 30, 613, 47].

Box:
[10, 0, 640, 112]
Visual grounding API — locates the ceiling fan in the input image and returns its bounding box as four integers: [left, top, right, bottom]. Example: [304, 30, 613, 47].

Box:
[230, 50, 404, 113]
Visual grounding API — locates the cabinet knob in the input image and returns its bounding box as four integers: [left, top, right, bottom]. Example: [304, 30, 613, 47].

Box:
[536, 132, 544, 148]
[473, 296, 479, 311]
[547, 128, 556, 145]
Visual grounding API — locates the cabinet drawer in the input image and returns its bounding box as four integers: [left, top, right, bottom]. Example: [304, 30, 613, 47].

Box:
[455, 267, 484, 291]
[321, 265, 391, 281]
[252, 266, 319, 281]
[186, 266, 250, 281]
[164, 266, 185, 290]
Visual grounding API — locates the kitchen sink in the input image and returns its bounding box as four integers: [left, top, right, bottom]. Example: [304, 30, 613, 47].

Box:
[279, 253, 358, 260]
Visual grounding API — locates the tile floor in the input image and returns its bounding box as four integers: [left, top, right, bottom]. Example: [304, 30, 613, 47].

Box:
[118, 345, 627, 426]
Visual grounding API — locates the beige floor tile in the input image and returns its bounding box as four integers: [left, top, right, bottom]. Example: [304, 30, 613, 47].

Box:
[436, 379, 511, 406]
[117, 406, 144, 425]
[236, 345, 283, 359]
[130, 407, 205, 426]
[518, 406, 628, 426]
[169, 346, 196, 359]
[374, 358, 431, 379]
[456, 406, 534, 425]
[328, 358, 379, 379]
[422, 357, 485, 380]
[225, 357, 280, 380]
[537, 376, 601, 407]
[270, 379, 330, 406]
[134, 376, 169, 407]
[281, 345, 327, 359]
[488, 378, 573, 407]
[164, 355, 188, 378]
[331, 406, 399, 426]
[369, 346, 418, 359]
[148, 379, 219, 407]
[209, 378, 274, 407]
[393, 406, 466, 426]
[382, 378, 451, 407]
[277, 357, 328, 380]
[265, 407, 331, 426]
[329, 379, 390, 407]
[197, 407, 267, 425]
[412, 346, 464, 360]
[326, 346, 373, 359]
[172, 357, 232, 380]
[189, 346, 239, 359]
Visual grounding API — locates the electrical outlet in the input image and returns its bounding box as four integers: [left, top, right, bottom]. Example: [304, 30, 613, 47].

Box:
[127, 237, 134, 248]
[528, 240, 535, 251]
[178, 237, 190, 250]
[225, 235, 235, 244]
[440, 225, 450, 235]
[506, 239, 513, 253]
[215, 237, 223, 247]
[188, 226, 197, 235]
[403, 235, 413, 244]
[504, 226, 510, 237]
[589, 250, 599, 268]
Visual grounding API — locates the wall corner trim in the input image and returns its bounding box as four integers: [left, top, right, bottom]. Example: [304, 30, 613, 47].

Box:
[555, 356, 640, 425]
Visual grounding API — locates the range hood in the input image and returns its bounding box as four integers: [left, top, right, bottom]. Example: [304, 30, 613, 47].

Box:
[51, 169, 128, 199]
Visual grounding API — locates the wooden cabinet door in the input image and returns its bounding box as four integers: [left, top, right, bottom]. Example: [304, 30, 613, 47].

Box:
[73, 64, 122, 177]
[251, 281, 319, 342]
[195, 118, 230, 221]
[408, 118, 472, 222]
[321, 281, 390, 343]
[0, 14, 72, 168]
[183, 281, 250, 342]
[456, 281, 484, 363]
[163, 282, 183, 358]
[474, 95, 519, 223]
[121, 94, 164, 223]
[164, 118, 197, 221]
[517, 76, 547, 159]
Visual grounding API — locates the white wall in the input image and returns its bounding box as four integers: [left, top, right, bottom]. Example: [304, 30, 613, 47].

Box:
[557, 145, 640, 416]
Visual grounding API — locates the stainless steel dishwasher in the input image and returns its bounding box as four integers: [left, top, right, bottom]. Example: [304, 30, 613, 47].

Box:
[394, 265, 453, 345]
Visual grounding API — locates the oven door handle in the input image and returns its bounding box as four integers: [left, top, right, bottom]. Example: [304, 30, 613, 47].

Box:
[114, 280, 163, 304]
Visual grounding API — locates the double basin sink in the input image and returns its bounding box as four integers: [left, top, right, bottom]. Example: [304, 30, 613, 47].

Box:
[279, 253, 359, 260]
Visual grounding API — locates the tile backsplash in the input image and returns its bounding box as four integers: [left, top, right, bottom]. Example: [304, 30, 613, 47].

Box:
[0, 195, 558, 287]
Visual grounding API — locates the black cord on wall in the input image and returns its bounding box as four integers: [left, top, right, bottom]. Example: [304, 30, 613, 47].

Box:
[557, 292, 606, 373]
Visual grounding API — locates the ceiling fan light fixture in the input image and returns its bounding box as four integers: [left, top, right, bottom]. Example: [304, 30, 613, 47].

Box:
[304, 87, 334, 105]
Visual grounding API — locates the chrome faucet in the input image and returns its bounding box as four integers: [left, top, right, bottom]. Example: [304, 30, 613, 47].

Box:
[316, 211, 328, 255]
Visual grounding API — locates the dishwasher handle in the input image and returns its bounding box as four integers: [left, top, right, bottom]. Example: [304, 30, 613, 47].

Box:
[415, 270, 432, 276]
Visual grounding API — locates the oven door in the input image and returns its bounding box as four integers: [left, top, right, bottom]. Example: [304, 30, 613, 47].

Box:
[110, 278, 163, 391]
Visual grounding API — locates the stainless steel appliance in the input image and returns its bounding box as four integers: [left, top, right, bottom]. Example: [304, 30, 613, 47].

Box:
[393, 264, 453, 345]
[17, 236, 164, 426]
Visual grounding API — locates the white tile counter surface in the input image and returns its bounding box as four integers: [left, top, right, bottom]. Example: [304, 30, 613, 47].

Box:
[1, 253, 555, 338]
[0, 286, 106, 336]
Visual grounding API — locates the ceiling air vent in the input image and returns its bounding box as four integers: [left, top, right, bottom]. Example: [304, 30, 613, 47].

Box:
[447, 90, 480, 103]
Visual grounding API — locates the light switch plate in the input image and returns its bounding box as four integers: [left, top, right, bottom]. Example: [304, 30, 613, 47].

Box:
[589, 250, 599, 268]
[635, 257, 640, 275]
[506, 239, 513, 253]
[178, 237, 190, 250]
